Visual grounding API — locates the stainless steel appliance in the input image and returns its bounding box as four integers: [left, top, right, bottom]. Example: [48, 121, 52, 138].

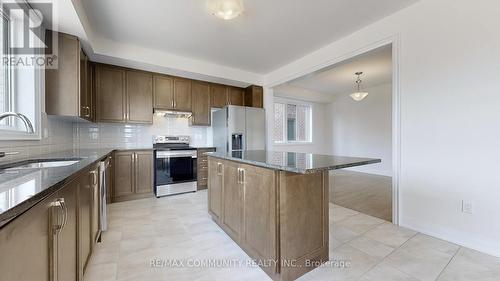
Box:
[213, 105, 266, 157]
[98, 157, 110, 232]
[153, 136, 197, 197]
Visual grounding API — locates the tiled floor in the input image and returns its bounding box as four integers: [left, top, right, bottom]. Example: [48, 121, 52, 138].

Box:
[85, 190, 500, 281]
[331, 170, 392, 222]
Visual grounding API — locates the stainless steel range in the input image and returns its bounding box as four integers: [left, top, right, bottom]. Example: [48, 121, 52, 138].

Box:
[153, 136, 197, 197]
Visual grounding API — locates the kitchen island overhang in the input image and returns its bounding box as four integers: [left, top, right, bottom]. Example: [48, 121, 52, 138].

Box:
[206, 150, 380, 281]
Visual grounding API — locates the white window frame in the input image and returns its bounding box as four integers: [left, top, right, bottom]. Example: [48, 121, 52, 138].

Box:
[273, 97, 313, 145]
[0, 2, 42, 140]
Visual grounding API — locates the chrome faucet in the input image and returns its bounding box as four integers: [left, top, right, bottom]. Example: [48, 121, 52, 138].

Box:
[0, 112, 34, 134]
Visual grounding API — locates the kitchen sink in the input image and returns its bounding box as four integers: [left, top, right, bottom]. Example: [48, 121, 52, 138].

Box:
[1, 158, 83, 171]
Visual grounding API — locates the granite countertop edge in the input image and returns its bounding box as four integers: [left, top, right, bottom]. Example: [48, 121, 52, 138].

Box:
[205, 153, 382, 174]
[0, 147, 149, 229]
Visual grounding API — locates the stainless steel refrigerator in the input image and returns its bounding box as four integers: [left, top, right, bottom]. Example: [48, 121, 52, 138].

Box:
[213, 105, 266, 157]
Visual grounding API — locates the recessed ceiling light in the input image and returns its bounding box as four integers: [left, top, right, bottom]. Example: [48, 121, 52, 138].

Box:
[207, 0, 244, 20]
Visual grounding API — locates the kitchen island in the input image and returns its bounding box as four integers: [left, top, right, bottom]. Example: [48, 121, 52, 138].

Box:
[206, 150, 380, 281]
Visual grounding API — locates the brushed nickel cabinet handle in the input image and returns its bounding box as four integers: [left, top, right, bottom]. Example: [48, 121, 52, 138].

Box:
[217, 162, 223, 175]
[240, 169, 245, 184]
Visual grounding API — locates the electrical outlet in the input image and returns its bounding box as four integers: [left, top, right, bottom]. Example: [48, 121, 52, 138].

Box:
[462, 200, 474, 214]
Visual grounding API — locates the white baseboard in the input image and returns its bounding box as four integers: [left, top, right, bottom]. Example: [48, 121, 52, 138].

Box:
[401, 217, 500, 258]
[342, 167, 392, 177]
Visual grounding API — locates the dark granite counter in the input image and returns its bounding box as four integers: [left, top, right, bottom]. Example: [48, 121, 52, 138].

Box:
[0, 149, 117, 228]
[206, 150, 381, 174]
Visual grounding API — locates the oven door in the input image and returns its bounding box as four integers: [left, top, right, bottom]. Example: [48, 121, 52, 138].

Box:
[155, 150, 197, 197]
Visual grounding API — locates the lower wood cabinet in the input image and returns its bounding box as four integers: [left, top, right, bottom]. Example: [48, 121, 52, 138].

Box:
[197, 148, 215, 190]
[208, 158, 277, 273]
[112, 150, 153, 202]
[0, 163, 102, 281]
[208, 157, 329, 281]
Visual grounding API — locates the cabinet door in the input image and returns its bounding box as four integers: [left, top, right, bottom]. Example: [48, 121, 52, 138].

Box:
[191, 81, 211, 126]
[79, 49, 91, 120]
[127, 70, 153, 123]
[222, 161, 243, 241]
[245, 85, 263, 108]
[210, 84, 228, 108]
[208, 158, 223, 221]
[173, 78, 192, 111]
[113, 151, 135, 198]
[58, 181, 78, 281]
[79, 170, 93, 276]
[96, 65, 126, 122]
[0, 192, 55, 281]
[228, 87, 244, 106]
[240, 164, 276, 270]
[135, 151, 154, 195]
[153, 75, 174, 109]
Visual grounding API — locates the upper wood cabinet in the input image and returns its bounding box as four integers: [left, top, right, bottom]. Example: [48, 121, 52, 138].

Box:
[210, 84, 228, 108]
[173, 78, 192, 111]
[190, 81, 211, 126]
[153, 76, 192, 112]
[46, 31, 93, 121]
[228, 87, 245, 106]
[126, 70, 153, 123]
[96, 64, 152, 124]
[245, 85, 264, 108]
[153, 75, 174, 109]
[96, 64, 127, 123]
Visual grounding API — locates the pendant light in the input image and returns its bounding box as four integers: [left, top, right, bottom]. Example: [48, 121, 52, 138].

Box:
[350, 72, 369, 101]
[207, 0, 245, 20]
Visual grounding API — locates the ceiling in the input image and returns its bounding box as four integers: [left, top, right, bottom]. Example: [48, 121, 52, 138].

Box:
[81, 0, 416, 74]
[285, 45, 393, 96]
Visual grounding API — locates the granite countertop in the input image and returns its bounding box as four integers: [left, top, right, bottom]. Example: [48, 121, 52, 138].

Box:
[0, 148, 116, 228]
[206, 150, 381, 174]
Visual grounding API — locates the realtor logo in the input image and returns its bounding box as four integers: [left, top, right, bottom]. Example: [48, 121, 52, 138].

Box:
[1, 0, 57, 68]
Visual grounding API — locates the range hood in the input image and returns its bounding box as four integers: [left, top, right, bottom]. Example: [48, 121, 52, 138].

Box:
[154, 110, 192, 118]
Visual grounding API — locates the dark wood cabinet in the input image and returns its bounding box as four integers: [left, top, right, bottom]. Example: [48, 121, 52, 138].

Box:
[228, 87, 245, 106]
[0, 191, 54, 281]
[210, 84, 228, 108]
[96, 64, 127, 123]
[57, 181, 79, 281]
[112, 150, 153, 202]
[197, 148, 215, 189]
[0, 162, 102, 281]
[173, 78, 192, 111]
[135, 151, 154, 195]
[79, 168, 94, 276]
[208, 158, 223, 223]
[46, 32, 93, 121]
[222, 161, 243, 241]
[126, 70, 153, 123]
[245, 85, 264, 108]
[191, 81, 211, 126]
[113, 151, 135, 198]
[153, 75, 174, 109]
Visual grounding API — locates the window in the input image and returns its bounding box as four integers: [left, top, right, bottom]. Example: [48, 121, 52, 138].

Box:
[0, 10, 10, 119]
[273, 100, 312, 143]
[0, 3, 43, 140]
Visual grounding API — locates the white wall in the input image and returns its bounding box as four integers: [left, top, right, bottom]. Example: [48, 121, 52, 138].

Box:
[267, 95, 332, 155]
[264, 0, 500, 257]
[330, 83, 392, 176]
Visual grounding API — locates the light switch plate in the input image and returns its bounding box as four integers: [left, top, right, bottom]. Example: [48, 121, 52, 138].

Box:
[462, 200, 474, 214]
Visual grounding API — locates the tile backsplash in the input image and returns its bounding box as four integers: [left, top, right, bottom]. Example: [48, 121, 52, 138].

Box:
[0, 114, 74, 164]
[1, 114, 213, 164]
[73, 115, 213, 149]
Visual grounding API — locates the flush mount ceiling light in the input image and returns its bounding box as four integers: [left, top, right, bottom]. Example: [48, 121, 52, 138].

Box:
[350, 72, 369, 101]
[207, 0, 244, 20]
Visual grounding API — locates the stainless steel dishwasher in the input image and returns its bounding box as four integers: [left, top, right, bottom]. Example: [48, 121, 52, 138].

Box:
[99, 157, 111, 233]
